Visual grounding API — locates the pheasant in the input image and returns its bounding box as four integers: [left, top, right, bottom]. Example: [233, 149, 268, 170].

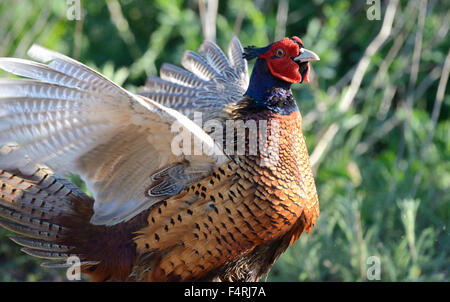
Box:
[0, 36, 320, 281]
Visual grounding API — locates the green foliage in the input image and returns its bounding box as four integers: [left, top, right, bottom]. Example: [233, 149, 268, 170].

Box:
[0, 0, 448, 282]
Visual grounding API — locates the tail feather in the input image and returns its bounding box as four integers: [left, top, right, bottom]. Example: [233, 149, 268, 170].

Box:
[0, 159, 92, 263]
[0, 218, 58, 240]
[20, 248, 72, 260]
[41, 260, 100, 269]
[0, 201, 65, 234]
[9, 236, 72, 252]
[0, 160, 149, 281]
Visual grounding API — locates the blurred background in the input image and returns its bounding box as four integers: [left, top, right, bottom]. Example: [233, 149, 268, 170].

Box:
[0, 0, 448, 281]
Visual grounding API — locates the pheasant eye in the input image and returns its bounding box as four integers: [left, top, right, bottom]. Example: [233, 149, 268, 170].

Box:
[275, 48, 285, 57]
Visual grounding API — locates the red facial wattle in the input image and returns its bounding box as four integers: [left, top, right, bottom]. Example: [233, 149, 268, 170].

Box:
[257, 36, 315, 84]
[259, 37, 302, 84]
[303, 65, 310, 83]
[298, 59, 311, 83]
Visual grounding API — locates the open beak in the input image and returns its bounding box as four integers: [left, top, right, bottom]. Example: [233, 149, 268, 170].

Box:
[293, 48, 320, 63]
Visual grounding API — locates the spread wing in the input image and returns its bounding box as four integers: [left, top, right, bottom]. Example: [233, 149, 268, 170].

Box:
[139, 37, 249, 119]
[0, 44, 226, 226]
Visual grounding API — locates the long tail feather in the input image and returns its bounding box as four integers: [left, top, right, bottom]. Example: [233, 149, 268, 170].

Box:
[0, 163, 92, 264]
[9, 236, 72, 252]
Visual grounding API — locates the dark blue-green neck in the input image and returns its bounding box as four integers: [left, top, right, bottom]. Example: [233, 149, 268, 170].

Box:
[245, 58, 292, 102]
[244, 58, 298, 115]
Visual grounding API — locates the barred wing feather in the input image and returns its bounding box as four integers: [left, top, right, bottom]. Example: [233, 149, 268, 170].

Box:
[0, 44, 226, 226]
[140, 37, 249, 119]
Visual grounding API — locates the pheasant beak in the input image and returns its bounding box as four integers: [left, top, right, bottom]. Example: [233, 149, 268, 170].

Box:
[293, 48, 320, 63]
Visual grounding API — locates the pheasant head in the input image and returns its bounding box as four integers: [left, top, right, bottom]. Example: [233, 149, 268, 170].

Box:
[243, 36, 319, 103]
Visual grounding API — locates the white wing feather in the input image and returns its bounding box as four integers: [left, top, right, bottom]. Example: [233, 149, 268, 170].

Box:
[140, 36, 249, 119]
[0, 45, 226, 226]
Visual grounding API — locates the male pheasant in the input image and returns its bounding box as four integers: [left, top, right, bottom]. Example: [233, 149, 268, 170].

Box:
[0, 36, 319, 281]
